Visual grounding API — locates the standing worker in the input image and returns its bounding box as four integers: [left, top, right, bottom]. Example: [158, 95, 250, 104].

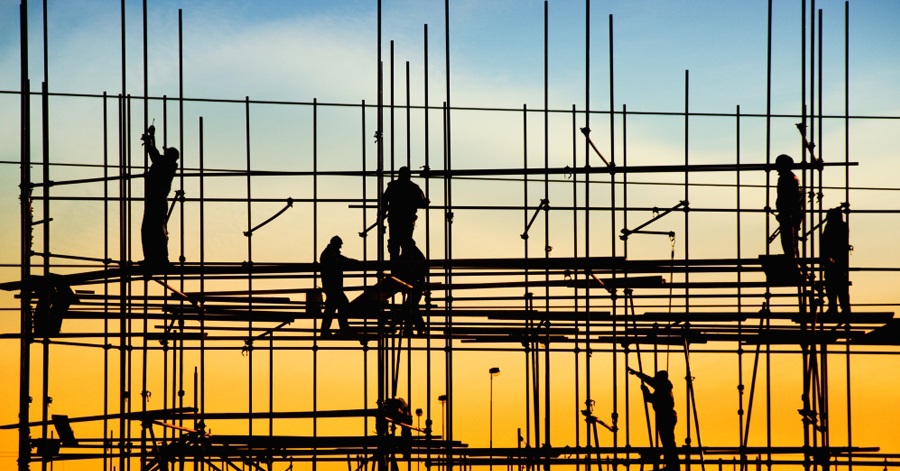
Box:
[319, 235, 358, 337]
[821, 207, 851, 313]
[775, 154, 802, 258]
[141, 124, 179, 269]
[628, 367, 679, 471]
[381, 166, 428, 260]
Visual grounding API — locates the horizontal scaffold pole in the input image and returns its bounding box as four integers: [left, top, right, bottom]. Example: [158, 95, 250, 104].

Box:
[21, 161, 857, 188]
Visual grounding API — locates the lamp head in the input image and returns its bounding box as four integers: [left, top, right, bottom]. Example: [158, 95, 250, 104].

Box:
[489, 367, 501, 376]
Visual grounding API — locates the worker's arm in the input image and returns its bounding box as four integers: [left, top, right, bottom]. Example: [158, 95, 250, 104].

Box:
[639, 383, 653, 403]
[142, 125, 161, 163]
[627, 366, 652, 384]
[379, 188, 391, 221]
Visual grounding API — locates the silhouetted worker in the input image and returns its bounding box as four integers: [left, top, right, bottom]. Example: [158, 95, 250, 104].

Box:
[141, 124, 179, 268]
[775, 154, 802, 258]
[628, 367, 678, 471]
[821, 207, 850, 314]
[381, 398, 413, 458]
[395, 239, 427, 336]
[319, 235, 358, 336]
[381, 166, 428, 259]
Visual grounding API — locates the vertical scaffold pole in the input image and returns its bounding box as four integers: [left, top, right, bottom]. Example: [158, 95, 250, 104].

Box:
[543, 4, 552, 466]
[244, 95, 254, 439]
[361, 97, 371, 463]
[570, 103, 581, 461]
[843, 4, 853, 469]
[388, 39, 398, 403]
[799, 2, 812, 470]
[313, 96, 319, 471]
[736, 105, 746, 467]
[176, 9, 187, 445]
[816, 9, 830, 459]
[621, 103, 629, 451]
[522, 103, 533, 454]
[18, 2, 33, 470]
[608, 14, 619, 458]
[174, 9, 187, 447]
[138, 0, 149, 464]
[422, 21, 435, 465]
[443, 0, 454, 469]
[763, 2, 774, 470]
[375, 2, 387, 471]
[102, 91, 111, 471]
[39, 0, 51, 466]
[199, 115, 206, 425]
[390, 41, 395, 173]
[117, 0, 128, 468]
[582, 2, 593, 464]
[161, 95, 171, 444]
[683, 67, 690, 454]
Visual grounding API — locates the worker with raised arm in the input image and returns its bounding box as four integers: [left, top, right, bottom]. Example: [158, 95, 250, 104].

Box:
[141, 124, 179, 269]
[628, 367, 679, 471]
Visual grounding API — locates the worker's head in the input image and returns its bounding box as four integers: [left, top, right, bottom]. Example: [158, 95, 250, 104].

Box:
[164, 147, 180, 161]
[775, 154, 793, 172]
[398, 166, 411, 181]
[654, 370, 669, 381]
[827, 207, 843, 222]
[330, 235, 343, 247]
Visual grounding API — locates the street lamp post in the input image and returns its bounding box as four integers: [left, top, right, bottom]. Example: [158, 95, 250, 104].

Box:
[438, 395, 447, 471]
[489, 366, 501, 469]
[438, 394, 447, 438]
[415, 408, 423, 471]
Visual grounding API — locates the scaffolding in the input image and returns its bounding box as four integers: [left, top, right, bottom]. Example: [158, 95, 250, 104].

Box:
[4, 1, 900, 471]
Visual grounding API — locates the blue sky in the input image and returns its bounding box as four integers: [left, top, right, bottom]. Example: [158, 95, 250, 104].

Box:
[4, 1, 900, 112]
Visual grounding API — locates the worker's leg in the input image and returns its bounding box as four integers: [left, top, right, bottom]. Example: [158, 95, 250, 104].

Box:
[321, 295, 338, 335]
[658, 417, 679, 471]
[335, 292, 351, 331]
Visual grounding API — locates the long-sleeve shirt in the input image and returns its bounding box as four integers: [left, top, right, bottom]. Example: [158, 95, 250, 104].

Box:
[320, 244, 355, 294]
[776, 170, 801, 225]
[382, 179, 427, 221]
[144, 145, 178, 220]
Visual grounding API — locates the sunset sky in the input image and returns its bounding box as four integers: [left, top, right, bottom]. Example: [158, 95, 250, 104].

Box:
[2, 1, 900, 470]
